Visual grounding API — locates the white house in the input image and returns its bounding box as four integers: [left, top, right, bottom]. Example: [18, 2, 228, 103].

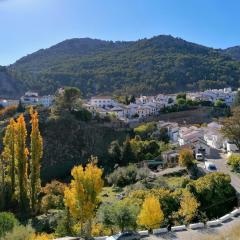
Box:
[20, 91, 39, 105]
[109, 106, 125, 118]
[202, 88, 236, 106]
[181, 137, 211, 156]
[38, 95, 54, 107]
[0, 99, 19, 107]
[20, 92, 53, 107]
[90, 96, 117, 108]
[178, 126, 204, 146]
[155, 94, 176, 106]
[223, 141, 238, 153]
[157, 121, 179, 142]
[203, 122, 224, 149]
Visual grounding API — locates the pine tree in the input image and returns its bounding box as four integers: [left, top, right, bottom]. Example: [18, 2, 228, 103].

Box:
[137, 195, 164, 230]
[15, 114, 29, 212]
[2, 118, 17, 196]
[30, 109, 43, 213]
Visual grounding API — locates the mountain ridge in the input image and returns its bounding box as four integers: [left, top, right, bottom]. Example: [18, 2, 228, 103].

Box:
[2, 35, 240, 98]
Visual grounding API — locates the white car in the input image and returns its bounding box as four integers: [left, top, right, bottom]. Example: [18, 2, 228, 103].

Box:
[196, 153, 204, 161]
[204, 162, 217, 172]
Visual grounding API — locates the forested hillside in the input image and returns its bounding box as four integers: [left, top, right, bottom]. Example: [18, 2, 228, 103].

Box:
[223, 46, 240, 61]
[0, 66, 22, 98]
[3, 35, 240, 97]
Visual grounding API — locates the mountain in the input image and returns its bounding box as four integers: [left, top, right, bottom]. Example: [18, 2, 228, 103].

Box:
[0, 66, 22, 98]
[3, 35, 240, 97]
[223, 46, 240, 61]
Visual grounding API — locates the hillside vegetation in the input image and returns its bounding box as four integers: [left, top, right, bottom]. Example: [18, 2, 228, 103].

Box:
[3, 35, 240, 97]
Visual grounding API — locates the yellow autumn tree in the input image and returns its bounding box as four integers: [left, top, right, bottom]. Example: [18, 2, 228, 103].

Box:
[30, 108, 43, 213]
[64, 156, 104, 236]
[137, 195, 164, 230]
[179, 148, 194, 169]
[15, 114, 29, 212]
[2, 118, 17, 196]
[178, 190, 200, 223]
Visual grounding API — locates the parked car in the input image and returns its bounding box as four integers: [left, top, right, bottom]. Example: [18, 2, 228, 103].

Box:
[196, 153, 204, 161]
[106, 231, 141, 240]
[204, 162, 217, 172]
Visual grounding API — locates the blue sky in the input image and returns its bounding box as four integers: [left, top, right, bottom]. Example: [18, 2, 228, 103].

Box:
[0, 0, 240, 65]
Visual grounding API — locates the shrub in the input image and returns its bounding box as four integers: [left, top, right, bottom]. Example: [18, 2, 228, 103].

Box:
[30, 210, 62, 233]
[3, 225, 35, 240]
[41, 180, 65, 213]
[31, 233, 53, 240]
[98, 201, 139, 232]
[107, 165, 149, 187]
[55, 210, 74, 237]
[0, 212, 19, 238]
[228, 154, 240, 172]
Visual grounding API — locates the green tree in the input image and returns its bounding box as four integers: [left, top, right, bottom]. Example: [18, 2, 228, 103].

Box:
[214, 99, 226, 108]
[54, 87, 81, 113]
[221, 108, 240, 150]
[108, 140, 122, 167]
[176, 93, 186, 100]
[227, 154, 240, 172]
[0, 212, 19, 238]
[121, 137, 136, 165]
[187, 172, 237, 218]
[176, 98, 186, 105]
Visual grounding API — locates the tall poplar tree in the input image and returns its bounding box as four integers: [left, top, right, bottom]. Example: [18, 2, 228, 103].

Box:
[2, 118, 17, 196]
[15, 114, 29, 212]
[30, 109, 43, 213]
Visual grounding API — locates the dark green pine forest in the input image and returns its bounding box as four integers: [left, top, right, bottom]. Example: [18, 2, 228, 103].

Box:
[1, 35, 240, 97]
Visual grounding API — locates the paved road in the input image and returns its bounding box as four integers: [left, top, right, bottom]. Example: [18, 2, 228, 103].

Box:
[145, 216, 240, 240]
[198, 149, 240, 193]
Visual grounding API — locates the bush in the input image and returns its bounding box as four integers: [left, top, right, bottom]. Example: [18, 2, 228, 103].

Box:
[107, 165, 150, 187]
[32, 233, 53, 240]
[0, 212, 19, 238]
[97, 201, 139, 232]
[41, 180, 65, 213]
[30, 210, 62, 233]
[55, 210, 74, 237]
[134, 122, 157, 139]
[228, 154, 240, 172]
[3, 225, 35, 240]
